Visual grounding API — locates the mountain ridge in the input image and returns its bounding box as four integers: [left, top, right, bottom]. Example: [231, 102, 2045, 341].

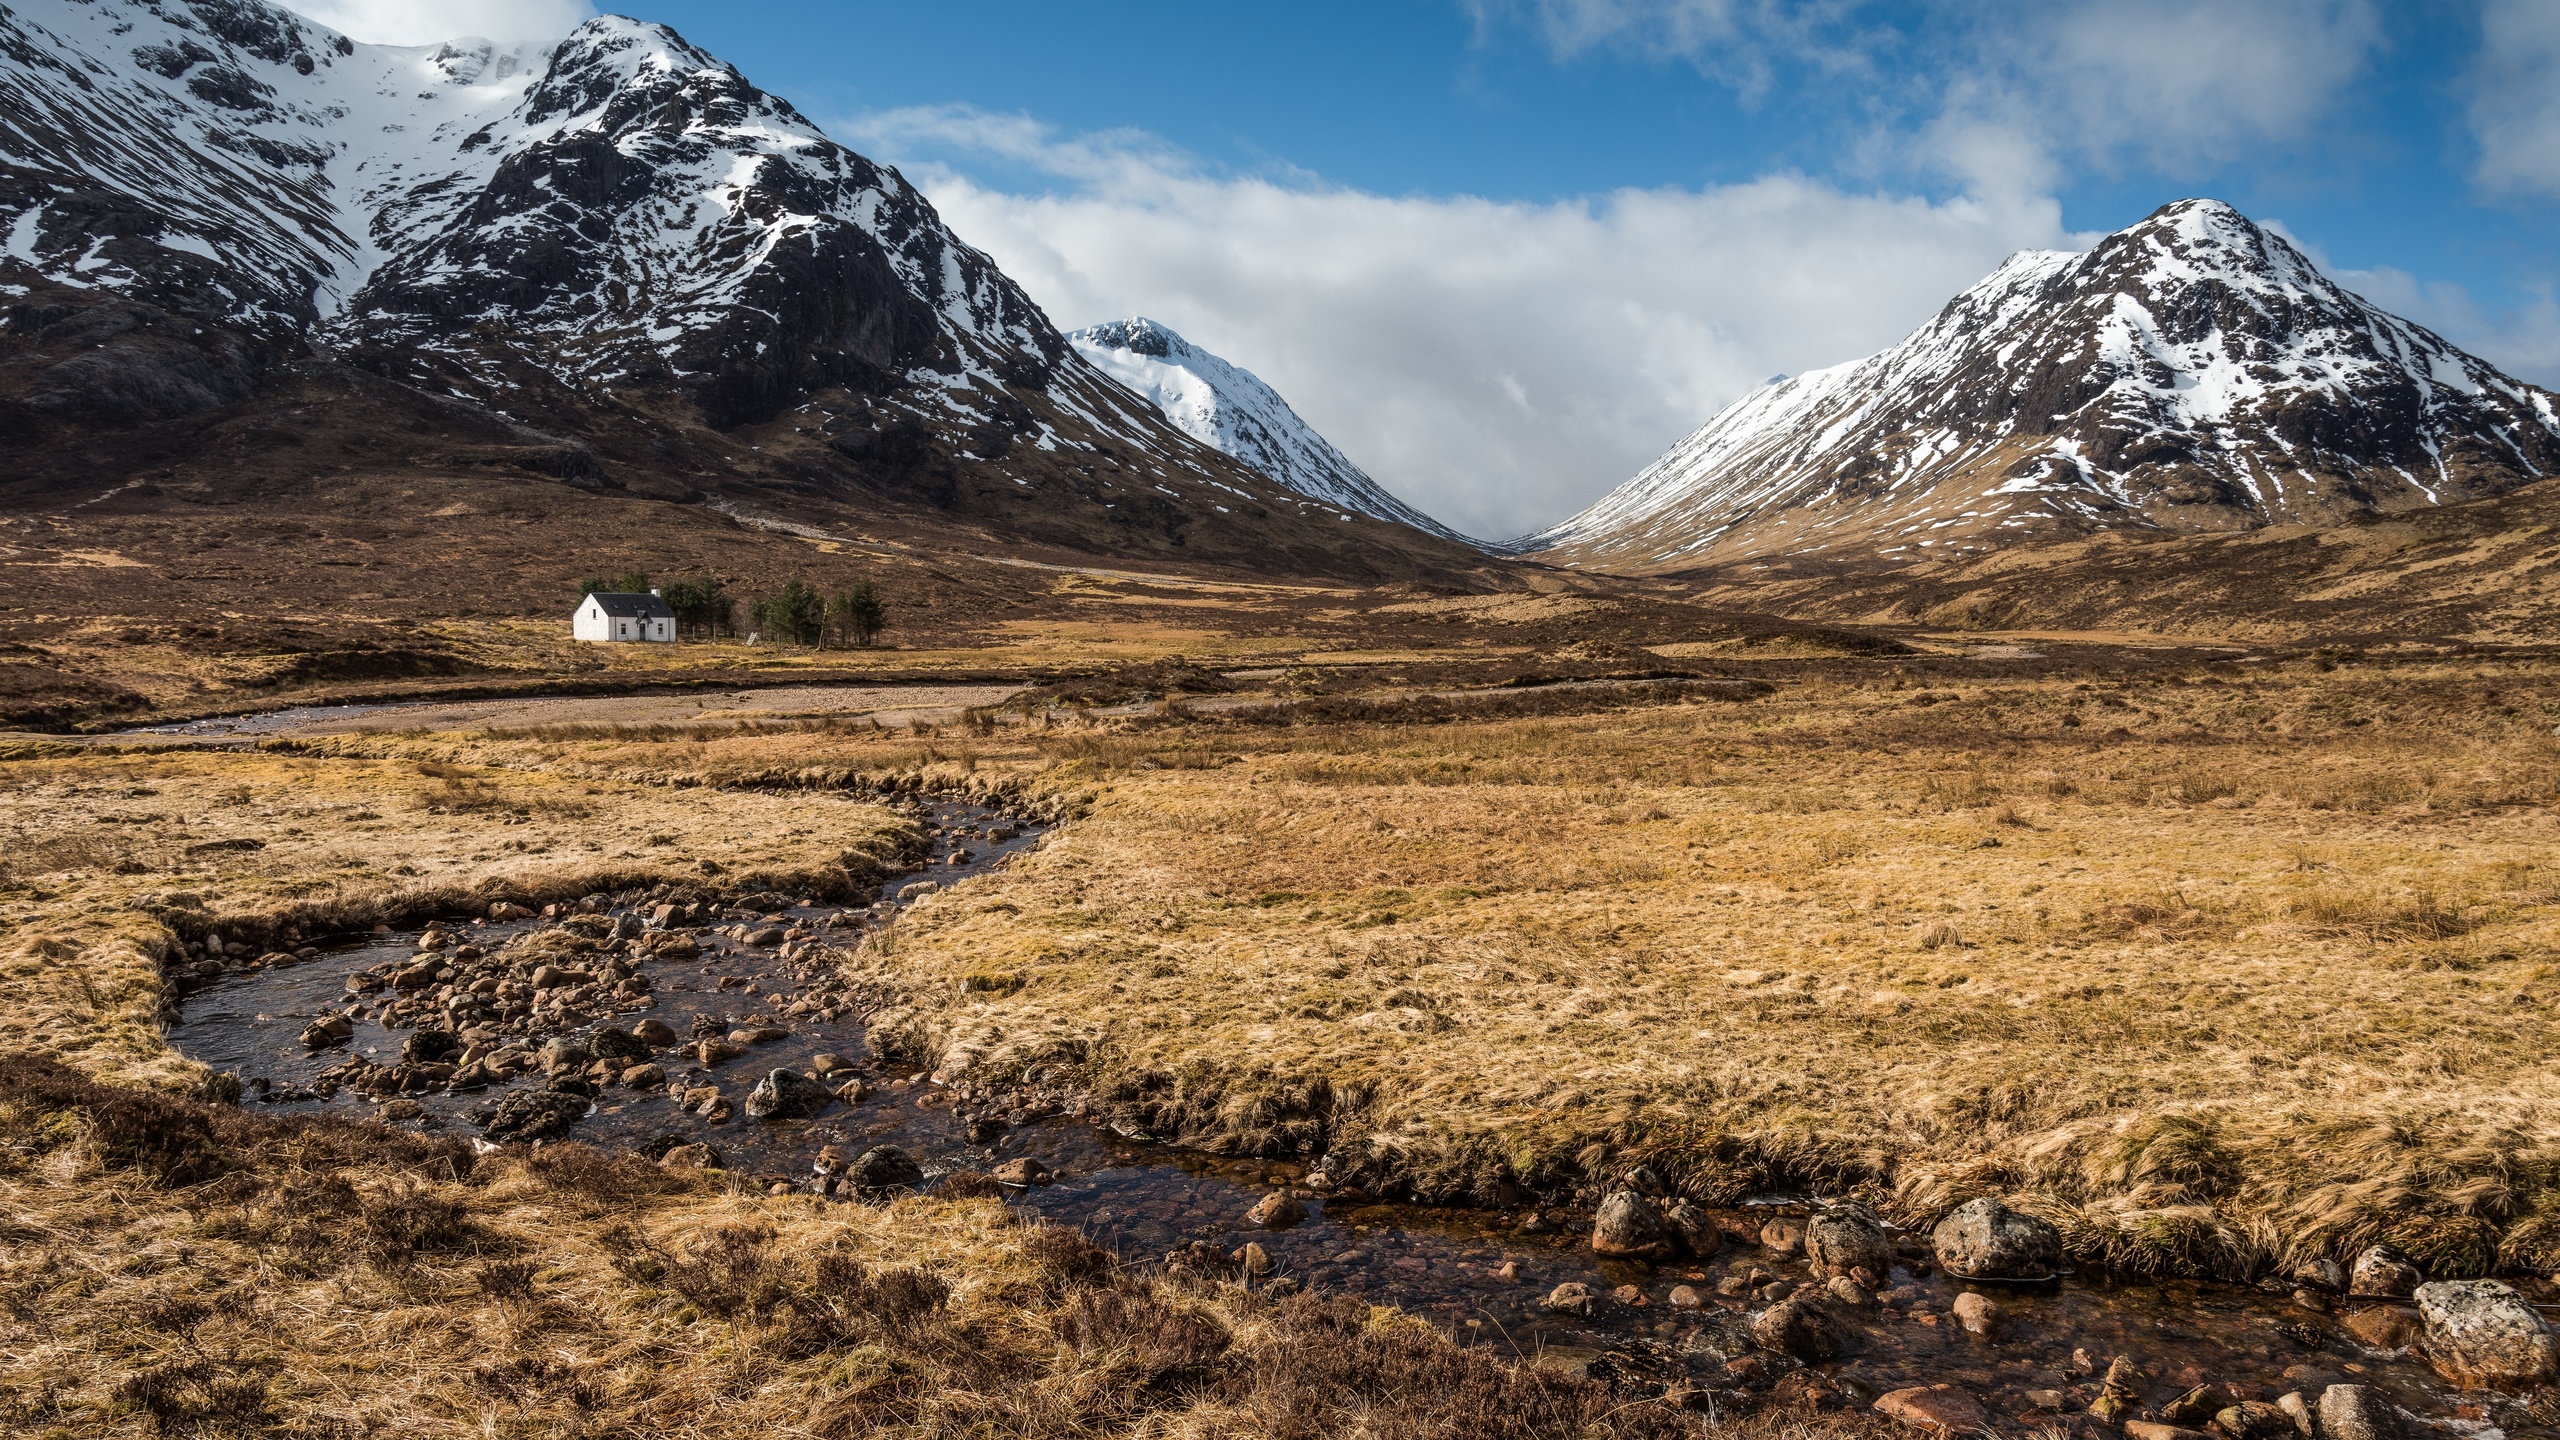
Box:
[1527, 199, 2560, 573]
[1066, 317, 1477, 545]
[0, 0, 1483, 582]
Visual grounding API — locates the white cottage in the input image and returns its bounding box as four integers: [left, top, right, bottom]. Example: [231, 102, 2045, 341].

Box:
[574, 590, 676, 643]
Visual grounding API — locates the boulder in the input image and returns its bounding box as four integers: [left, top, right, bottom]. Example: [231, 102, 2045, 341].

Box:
[1932, 1197, 2064, 1278]
[1246, 1191, 1309, 1229]
[2275, 1392, 2316, 1438]
[992, 1157, 1052, 1187]
[744, 1069, 832, 1121]
[2295, 1257, 2349, 1292]
[482, 1088, 589, 1142]
[590, 1027, 651, 1062]
[2350, 1245, 2420, 1297]
[1875, 1385, 1988, 1433]
[618, 1063, 666, 1090]
[1951, 1291, 2000, 1337]
[845, 1145, 925, 1192]
[2413, 1280, 2559, 1391]
[1591, 1190, 1676, 1260]
[1751, 1296, 1842, 1360]
[2318, 1385, 2405, 1440]
[537, 1037, 589, 1072]
[1826, 1276, 1872, 1307]
[1542, 1281, 1599, 1316]
[1805, 1204, 1893, 1279]
[400, 1030, 461, 1065]
[1664, 1200, 1721, 1259]
[631, 1017, 679, 1046]
[299, 1014, 354, 1048]
[692, 1039, 744, 1066]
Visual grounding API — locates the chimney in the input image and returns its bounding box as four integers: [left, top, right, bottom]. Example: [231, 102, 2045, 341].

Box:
[650, 587, 661, 596]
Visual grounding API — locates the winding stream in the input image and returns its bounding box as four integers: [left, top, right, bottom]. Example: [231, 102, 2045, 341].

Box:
[165, 797, 2539, 1433]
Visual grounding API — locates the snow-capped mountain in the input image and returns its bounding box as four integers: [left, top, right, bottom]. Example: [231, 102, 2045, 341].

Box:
[1067, 318, 1474, 544]
[1526, 200, 2560, 571]
[0, 1, 1475, 576]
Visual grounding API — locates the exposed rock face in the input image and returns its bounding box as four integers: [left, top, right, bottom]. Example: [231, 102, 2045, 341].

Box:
[1804, 1204, 1892, 1278]
[2413, 1280, 2559, 1391]
[1933, 1197, 2064, 1278]
[1528, 199, 2560, 570]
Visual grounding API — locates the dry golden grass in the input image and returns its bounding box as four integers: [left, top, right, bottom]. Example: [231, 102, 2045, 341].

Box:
[846, 659, 2560, 1280]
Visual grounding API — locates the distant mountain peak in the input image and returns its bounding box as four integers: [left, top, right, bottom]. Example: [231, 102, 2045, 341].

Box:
[1067, 317, 1478, 545]
[1528, 197, 2560, 571]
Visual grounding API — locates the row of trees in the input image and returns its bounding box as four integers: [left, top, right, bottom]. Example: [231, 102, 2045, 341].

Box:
[576, 572, 886, 647]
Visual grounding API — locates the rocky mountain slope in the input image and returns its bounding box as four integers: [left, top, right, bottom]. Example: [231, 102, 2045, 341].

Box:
[1527, 200, 2560, 573]
[0, 0, 1479, 580]
[1067, 318, 1475, 544]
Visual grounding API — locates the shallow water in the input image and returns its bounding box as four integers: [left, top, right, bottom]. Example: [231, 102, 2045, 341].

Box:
[167, 798, 2544, 1432]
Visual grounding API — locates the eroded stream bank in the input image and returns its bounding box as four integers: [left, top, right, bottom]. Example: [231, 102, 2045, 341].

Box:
[163, 796, 2549, 1436]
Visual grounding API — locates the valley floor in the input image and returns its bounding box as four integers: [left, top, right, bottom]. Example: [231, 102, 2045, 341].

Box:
[5, 622, 2557, 1434]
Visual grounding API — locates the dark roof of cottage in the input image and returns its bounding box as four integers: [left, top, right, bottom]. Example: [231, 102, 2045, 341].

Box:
[584, 591, 674, 619]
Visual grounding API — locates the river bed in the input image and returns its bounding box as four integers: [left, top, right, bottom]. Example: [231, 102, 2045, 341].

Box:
[164, 796, 2543, 1434]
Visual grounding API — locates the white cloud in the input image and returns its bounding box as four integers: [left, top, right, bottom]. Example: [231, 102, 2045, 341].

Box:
[1472, 0, 2384, 195]
[2469, 0, 2560, 197]
[278, 0, 594, 46]
[853, 110, 2076, 539]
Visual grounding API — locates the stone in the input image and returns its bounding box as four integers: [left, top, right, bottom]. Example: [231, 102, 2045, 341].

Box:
[619, 1063, 665, 1090]
[1542, 1281, 1599, 1316]
[1951, 1291, 2000, 1337]
[378, 1098, 424, 1121]
[537, 1037, 589, 1072]
[746, 927, 785, 946]
[1247, 1191, 1309, 1229]
[1610, 1284, 1647, 1307]
[1669, 1284, 1702, 1308]
[1664, 1200, 1721, 1259]
[693, 1039, 744, 1066]
[1751, 1296, 1842, 1361]
[658, 1143, 717, 1171]
[2160, 1384, 2233, 1425]
[400, 1030, 461, 1065]
[809, 1052, 856, 1076]
[2122, 1423, 2213, 1440]
[529, 965, 571, 991]
[2026, 1390, 2070, 1413]
[846, 1145, 925, 1192]
[299, 1014, 354, 1048]
[834, 1078, 873, 1103]
[2275, 1392, 2316, 1437]
[744, 1069, 832, 1121]
[2218, 1402, 2297, 1440]
[2090, 1356, 2144, 1422]
[1759, 1217, 1806, 1255]
[1591, 1189, 1676, 1260]
[1827, 1276, 1872, 1307]
[729, 1026, 789, 1045]
[1238, 1242, 1274, 1276]
[2340, 1304, 2420, 1350]
[591, 1028, 651, 1062]
[1932, 1196, 2064, 1278]
[1805, 1204, 1893, 1279]
[482, 1088, 589, 1142]
[2413, 1279, 2559, 1391]
[625, 1017, 677, 1047]
[2349, 1246, 2420, 1297]
[992, 1157, 1052, 1186]
[1874, 1385, 1988, 1432]
[2295, 1257, 2350, 1292]
[2318, 1385, 2405, 1440]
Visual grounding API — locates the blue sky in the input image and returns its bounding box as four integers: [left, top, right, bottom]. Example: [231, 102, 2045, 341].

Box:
[298, 0, 2560, 537]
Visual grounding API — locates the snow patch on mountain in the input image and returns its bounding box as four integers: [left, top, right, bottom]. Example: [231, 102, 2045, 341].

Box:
[1068, 318, 1475, 544]
[1528, 200, 2560, 569]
